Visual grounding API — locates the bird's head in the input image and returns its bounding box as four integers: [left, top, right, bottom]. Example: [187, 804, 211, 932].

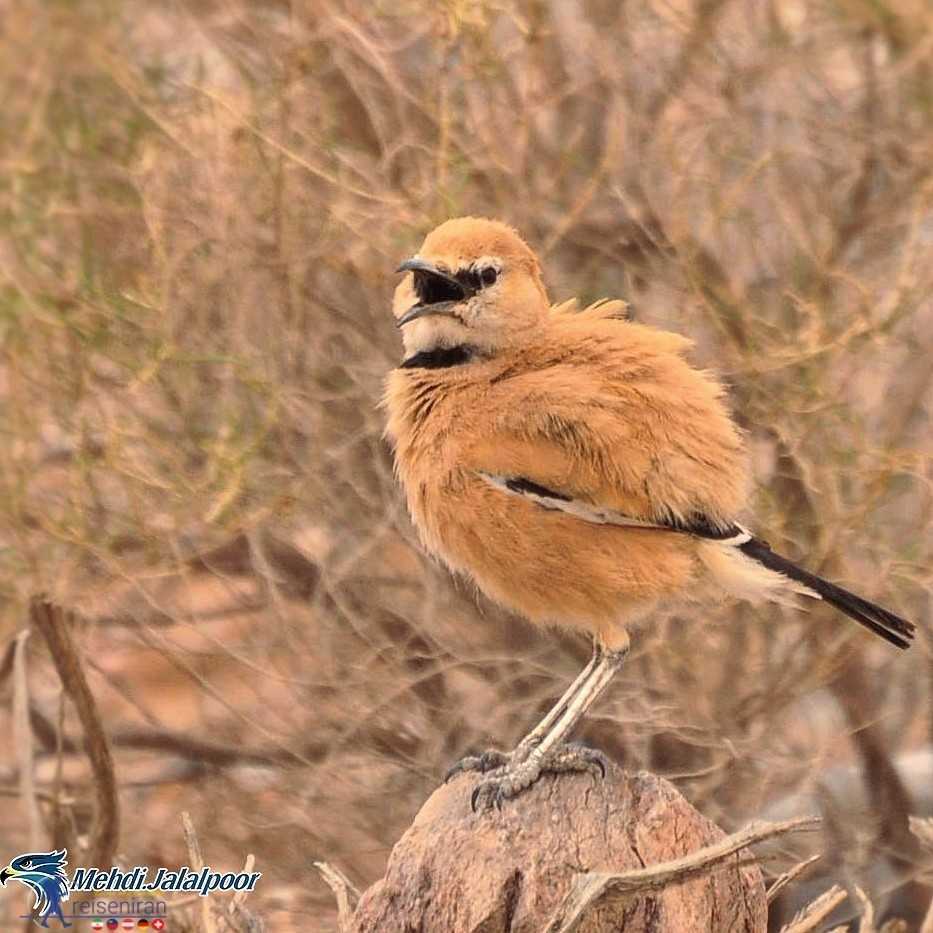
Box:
[0, 850, 68, 886]
[393, 217, 549, 357]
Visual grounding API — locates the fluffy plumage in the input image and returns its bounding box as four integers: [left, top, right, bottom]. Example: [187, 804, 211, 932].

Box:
[383, 217, 914, 809]
[385, 218, 913, 652]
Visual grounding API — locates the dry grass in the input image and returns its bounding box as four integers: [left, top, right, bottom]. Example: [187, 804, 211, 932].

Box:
[0, 0, 931, 929]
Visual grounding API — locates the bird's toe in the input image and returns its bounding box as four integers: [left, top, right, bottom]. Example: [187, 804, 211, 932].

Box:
[468, 743, 610, 812]
[470, 761, 541, 812]
[444, 748, 509, 783]
[544, 743, 608, 781]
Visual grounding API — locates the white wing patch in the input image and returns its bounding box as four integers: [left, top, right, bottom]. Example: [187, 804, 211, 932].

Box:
[707, 526, 753, 545]
[477, 470, 657, 527]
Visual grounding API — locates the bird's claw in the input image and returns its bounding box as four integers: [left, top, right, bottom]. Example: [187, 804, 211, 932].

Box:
[472, 780, 508, 812]
[468, 743, 609, 812]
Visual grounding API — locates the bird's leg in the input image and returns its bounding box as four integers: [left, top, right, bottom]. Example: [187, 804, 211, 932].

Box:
[445, 645, 603, 781]
[470, 644, 629, 811]
[513, 644, 604, 756]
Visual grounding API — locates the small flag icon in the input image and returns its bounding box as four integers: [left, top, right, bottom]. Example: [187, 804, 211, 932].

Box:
[151, 920, 166, 931]
[123, 920, 136, 930]
[138, 921, 150, 929]
[91, 923, 104, 931]
[107, 921, 119, 931]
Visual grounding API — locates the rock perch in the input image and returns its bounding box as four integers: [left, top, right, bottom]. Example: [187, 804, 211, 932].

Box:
[352, 764, 767, 932]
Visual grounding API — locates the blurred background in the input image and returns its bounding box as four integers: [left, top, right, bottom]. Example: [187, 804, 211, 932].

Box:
[1, 0, 931, 929]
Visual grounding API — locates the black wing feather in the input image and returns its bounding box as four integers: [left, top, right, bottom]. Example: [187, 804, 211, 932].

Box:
[493, 473, 915, 650]
[738, 537, 915, 650]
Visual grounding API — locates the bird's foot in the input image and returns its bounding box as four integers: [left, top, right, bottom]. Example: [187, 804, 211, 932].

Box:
[470, 743, 608, 812]
[444, 732, 549, 783]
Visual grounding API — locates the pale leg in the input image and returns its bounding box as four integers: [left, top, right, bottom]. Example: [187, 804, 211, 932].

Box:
[445, 645, 604, 781]
[520, 648, 625, 759]
[470, 646, 628, 810]
[517, 645, 604, 750]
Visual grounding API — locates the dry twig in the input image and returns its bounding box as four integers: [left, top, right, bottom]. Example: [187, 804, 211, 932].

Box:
[779, 885, 848, 933]
[767, 853, 822, 904]
[12, 629, 41, 849]
[546, 816, 820, 933]
[228, 852, 257, 919]
[854, 885, 875, 933]
[30, 599, 119, 866]
[314, 861, 360, 933]
[181, 811, 217, 933]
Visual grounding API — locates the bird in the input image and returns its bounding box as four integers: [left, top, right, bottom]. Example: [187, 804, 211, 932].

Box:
[383, 216, 916, 811]
[0, 849, 71, 927]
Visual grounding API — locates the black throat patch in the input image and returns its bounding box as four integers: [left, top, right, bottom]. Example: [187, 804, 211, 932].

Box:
[399, 345, 475, 370]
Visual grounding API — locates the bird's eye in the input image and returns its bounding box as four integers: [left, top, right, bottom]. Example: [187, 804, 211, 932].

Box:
[479, 266, 498, 287]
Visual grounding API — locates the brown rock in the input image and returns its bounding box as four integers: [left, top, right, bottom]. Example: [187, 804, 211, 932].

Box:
[352, 764, 766, 932]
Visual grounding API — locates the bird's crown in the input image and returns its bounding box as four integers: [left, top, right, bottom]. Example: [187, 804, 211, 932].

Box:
[418, 217, 540, 274]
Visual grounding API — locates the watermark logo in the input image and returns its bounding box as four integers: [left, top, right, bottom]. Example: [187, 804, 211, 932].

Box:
[0, 849, 71, 927]
[2, 847, 259, 927]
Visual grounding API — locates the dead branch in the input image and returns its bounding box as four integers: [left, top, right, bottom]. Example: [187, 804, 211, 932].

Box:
[12, 629, 41, 849]
[779, 885, 848, 933]
[854, 885, 875, 933]
[547, 815, 820, 933]
[767, 854, 822, 904]
[29, 598, 119, 866]
[315, 861, 360, 933]
[182, 811, 217, 933]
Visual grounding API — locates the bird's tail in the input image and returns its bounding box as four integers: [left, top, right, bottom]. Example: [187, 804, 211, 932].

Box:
[733, 537, 915, 650]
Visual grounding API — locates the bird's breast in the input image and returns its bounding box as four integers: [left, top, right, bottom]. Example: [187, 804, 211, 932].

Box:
[384, 363, 697, 635]
[384, 368, 473, 549]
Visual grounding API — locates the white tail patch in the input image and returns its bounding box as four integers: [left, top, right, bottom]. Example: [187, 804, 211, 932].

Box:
[697, 539, 821, 606]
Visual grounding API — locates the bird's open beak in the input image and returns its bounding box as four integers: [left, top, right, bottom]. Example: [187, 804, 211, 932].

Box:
[395, 258, 475, 328]
[0, 866, 14, 885]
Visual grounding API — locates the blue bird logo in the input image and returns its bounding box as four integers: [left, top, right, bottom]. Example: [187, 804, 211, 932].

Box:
[0, 849, 71, 927]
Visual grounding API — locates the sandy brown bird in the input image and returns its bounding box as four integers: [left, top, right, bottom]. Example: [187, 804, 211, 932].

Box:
[384, 217, 915, 810]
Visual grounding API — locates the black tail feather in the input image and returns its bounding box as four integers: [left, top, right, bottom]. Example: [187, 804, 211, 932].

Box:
[738, 538, 915, 650]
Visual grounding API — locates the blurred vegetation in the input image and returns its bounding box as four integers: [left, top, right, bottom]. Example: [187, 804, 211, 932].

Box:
[0, 0, 931, 929]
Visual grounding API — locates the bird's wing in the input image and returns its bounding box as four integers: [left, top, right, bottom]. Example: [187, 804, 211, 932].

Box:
[458, 322, 917, 651]
[460, 337, 748, 537]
